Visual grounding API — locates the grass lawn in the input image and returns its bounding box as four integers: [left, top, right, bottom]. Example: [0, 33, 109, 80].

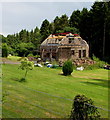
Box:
[2, 64, 109, 118]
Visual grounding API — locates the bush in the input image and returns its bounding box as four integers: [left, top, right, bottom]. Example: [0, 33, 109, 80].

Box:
[82, 56, 108, 70]
[70, 94, 100, 120]
[27, 53, 34, 57]
[84, 56, 107, 70]
[62, 60, 73, 76]
[2, 43, 9, 57]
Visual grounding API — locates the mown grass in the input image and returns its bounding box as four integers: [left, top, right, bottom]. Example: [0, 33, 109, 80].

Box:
[2, 64, 109, 118]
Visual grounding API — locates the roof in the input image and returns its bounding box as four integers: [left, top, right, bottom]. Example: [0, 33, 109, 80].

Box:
[41, 33, 89, 47]
[52, 32, 79, 36]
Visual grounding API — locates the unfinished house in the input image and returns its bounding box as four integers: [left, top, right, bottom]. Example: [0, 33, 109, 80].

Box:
[40, 33, 89, 62]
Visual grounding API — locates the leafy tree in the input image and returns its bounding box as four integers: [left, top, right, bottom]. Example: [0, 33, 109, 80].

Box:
[0, 34, 7, 43]
[2, 43, 9, 57]
[16, 42, 35, 57]
[62, 60, 73, 76]
[70, 94, 100, 120]
[16, 43, 28, 57]
[19, 57, 34, 80]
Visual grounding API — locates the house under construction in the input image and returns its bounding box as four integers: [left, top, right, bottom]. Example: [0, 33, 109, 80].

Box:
[40, 32, 89, 62]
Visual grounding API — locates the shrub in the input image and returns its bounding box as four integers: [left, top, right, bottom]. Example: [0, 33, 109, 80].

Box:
[2, 43, 9, 57]
[70, 94, 100, 120]
[84, 56, 107, 70]
[62, 60, 73, 76]
[27, 53, 34, 57]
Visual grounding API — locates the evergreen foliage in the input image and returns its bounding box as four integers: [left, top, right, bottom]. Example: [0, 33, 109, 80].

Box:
[62, 60, 73, 76]
[2, 43, 9, 57]
[70, 94, 100, 120]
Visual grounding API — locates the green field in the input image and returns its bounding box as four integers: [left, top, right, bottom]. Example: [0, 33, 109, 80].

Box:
[2, 64, 109, 118]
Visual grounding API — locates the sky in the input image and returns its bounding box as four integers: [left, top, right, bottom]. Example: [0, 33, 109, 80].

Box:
[0, 1, 95, 36]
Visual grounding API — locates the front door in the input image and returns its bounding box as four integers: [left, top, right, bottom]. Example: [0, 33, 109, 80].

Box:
[79, 50, 81, 58]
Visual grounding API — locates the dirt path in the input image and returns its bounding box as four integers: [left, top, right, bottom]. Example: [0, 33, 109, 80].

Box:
[0, 58, 20, 64]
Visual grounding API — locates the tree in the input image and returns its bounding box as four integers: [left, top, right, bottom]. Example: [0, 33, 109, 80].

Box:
[16, 42, 35, 57]
[40, 19, 50, 41]
[53, 14, 69, 33]
[69, 10, 81, 29]
[62, 60, 73, 76]
[57, 26, 79, 34]
[19, 29, 28, 42]
[60, 14, 69, 29]
[2, 43, 9, 57]
[19, 57, 34, 80]
[0, 34, 7, 43]
[70, 94, 100, 120]
[88, 2, 109, 59]
[16, 43, 28, 57]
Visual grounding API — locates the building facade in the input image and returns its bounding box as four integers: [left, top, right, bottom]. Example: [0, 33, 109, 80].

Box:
[40, 33, 89, 62]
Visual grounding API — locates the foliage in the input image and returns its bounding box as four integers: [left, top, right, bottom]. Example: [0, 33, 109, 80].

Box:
[69, 10, 81, 29]
[56, 27, 79, 34]
[53, 14, 69, 33]
[40, 19, 50, 41]
[16, 42, 35, 57]
[2, 43, 9, 57]
[19, 57, 34, 80]
[70, 94, 100, 120]
[62, 60, 73, 76]
[27, 53, 34, 57]
[84, 55, 107, 70]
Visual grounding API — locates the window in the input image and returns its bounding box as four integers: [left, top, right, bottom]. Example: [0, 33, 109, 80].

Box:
[83, 50, 86, 57]
[72, 50, 75, 55]
[69, 38, 72, 43]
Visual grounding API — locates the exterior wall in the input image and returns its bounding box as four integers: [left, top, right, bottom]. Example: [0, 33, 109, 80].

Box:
[40, 46, 58, 61]
[58, 47, 71, 61]
[40, 34, 89, 62]
[40, 45, 89, 62]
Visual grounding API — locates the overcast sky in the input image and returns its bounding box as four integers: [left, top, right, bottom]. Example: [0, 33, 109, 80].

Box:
[0, 1, 95, 36]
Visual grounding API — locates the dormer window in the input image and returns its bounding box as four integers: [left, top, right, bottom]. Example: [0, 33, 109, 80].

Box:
[69, 38, 74, 43]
